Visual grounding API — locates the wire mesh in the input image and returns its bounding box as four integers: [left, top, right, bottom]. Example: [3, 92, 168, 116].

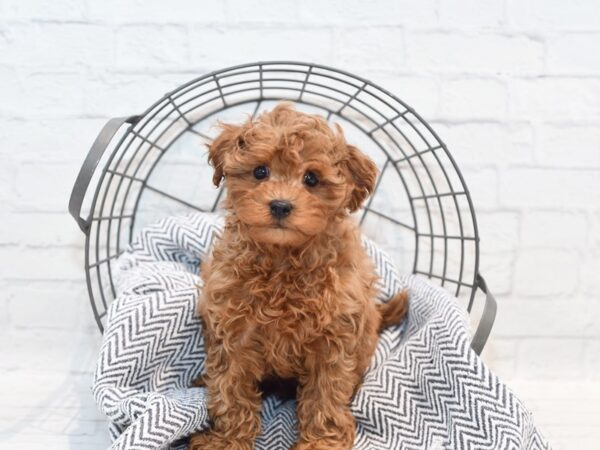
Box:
[83, 61, 480, 332]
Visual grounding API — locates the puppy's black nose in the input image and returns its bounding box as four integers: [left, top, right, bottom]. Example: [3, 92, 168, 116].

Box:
[269, 200, 293, 219]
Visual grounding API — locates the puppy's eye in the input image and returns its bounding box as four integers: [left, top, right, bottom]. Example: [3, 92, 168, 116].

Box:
[303, 170, 319, 187]
[253, 165, 269, 180]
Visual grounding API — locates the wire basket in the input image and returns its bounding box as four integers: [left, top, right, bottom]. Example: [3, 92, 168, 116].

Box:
[69, 61, 496, 354]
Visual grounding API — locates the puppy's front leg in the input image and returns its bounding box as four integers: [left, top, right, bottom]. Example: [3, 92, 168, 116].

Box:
[293, 340, 359, 450]
[190, 331, 264, 450]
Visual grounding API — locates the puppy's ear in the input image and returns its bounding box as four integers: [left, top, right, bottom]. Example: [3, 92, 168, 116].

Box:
[207, 123, 244, 187]
[343, 144, 378, 212]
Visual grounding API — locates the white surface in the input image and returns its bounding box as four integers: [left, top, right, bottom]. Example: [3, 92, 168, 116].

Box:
[1, 0, 599, 448]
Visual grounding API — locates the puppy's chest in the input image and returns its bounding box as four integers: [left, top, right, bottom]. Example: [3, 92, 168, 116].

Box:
[259, 330, 305, 377]
[248, 268, 331, 321]
[248, 269, 332, 375]
[253, 271, 318, 312]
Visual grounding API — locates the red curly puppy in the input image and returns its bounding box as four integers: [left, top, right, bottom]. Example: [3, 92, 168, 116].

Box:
[190, 103, 408, 450]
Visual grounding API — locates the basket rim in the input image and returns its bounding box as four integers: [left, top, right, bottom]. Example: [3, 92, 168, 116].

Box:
[82, 60, 483, 331]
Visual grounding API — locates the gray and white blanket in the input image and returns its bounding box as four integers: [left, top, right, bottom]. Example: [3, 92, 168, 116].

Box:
[93, 212, 551, 450]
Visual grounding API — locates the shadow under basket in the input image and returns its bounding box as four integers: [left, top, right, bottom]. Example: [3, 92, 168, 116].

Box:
[68, 61, 496, 355]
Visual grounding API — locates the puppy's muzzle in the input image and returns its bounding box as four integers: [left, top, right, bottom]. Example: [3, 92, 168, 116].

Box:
[269, 200, 293, 219]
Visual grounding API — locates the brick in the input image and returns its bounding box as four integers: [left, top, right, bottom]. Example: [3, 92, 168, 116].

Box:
[335, 27, 404, 72]
[509, 379, 600, 402]
[481, 337, 518, 380]
[82, 73, 179, 117]
[492, 298, 594, 338]
[1, 70, 85, 119]
[548, 33, 600, 74]
[0, 118, 108, 162]
[0, 23, 114, 69]
[115, 24, 188, 70]
[225, 0, 300, 23]
[1, 0, 86, 21]
[0, 363, 110, 445]
[0, 157, 18, 207]
[500, 168, 600, 208]
[0, 66, 23, 118]
[439, 78, 508, 120]
[189, 27, 334, 69]
[367, 74, 439, 119]
[0, 213, 82, 247]
[516, 338, 585, 379]
[521, 210, 588, 249]
[477, 252, 514, 295]
[88, 0, 225, 23]
[513, 248, 579, 297]
[408, 32, 544, 74]
[461, 167, 499, 210]
[536, 123, 600, 168]
[510, 77, 600, 120]
[6, 282, 88, 330]
[18, 417, 101, 437]
[477, 211, 521, 253]
[433, 121, 534, 167]
[14, 161, 86, 213]
[591, 210, 600, 250]
[583, 301, 600, 338]
[0, 247, 83, 281]
[584, 340, 600, 379]
[298, 0, 437, 26]
[0, 329, 99, 372]
[580, 249, 600, 297]
[507, 0, 600, 31]
[0, 369, 100, 410]
[0, 282, 8, 329]
[20, 72, 85, 118]
[439, 0, 505, 28]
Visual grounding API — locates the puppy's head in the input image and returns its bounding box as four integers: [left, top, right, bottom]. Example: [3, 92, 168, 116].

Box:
[208, 103, 378, 247]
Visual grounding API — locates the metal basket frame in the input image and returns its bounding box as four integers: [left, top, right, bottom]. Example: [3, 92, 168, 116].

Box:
[69, 61, 496, 354]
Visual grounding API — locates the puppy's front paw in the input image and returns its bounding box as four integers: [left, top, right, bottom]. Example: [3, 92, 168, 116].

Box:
[292, 439, 351, 450]
[189, 431, 252, 450]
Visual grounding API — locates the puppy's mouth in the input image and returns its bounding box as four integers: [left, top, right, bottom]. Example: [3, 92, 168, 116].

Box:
[257, 221, 304, 234]
[244, 221, 312, 246]
[274, 218, 313, 234]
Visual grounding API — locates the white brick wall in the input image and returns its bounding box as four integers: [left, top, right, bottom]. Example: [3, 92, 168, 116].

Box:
[1, 0, 599, 448]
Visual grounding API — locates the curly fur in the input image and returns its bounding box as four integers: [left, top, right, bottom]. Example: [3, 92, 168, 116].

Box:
[189, 103, 408, 450]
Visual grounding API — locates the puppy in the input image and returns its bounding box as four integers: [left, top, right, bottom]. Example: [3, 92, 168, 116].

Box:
[190, 103, 408, 450]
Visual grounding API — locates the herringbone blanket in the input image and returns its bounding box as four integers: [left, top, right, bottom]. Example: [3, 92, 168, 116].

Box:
[93, 212, 550, 450]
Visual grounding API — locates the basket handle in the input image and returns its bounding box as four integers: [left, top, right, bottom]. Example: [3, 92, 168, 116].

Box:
[69, 115, 140, 233]
[470, 274, 497, 355]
